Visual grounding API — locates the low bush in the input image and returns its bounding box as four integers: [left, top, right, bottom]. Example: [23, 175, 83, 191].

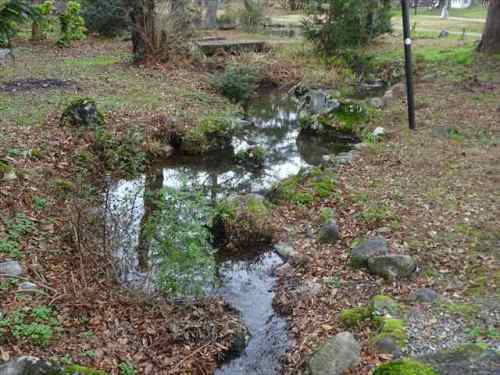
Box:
[212, 63, 261, 104]
[57, 1, 86, 46]
[81, 0, 128, 37]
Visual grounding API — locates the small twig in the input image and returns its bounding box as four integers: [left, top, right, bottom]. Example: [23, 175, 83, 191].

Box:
[172, 343, 212, 371]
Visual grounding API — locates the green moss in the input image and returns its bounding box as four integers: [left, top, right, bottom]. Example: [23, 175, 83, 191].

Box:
[373, 359, 438, 375]
[269, 168, 336, 205]
[340, 306, 372, 327]
[437, 301, 480, 318]
[373, 318, 407, 346]
[372, 295, 401, 321]
[65, 364, 107, 375]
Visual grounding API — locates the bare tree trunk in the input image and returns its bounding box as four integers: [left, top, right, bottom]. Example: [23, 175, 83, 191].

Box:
[478, 0, 500, 53]
[441, 0, 449, 19]
[127, 0, 156, 62]
[31, 0, 42, 41]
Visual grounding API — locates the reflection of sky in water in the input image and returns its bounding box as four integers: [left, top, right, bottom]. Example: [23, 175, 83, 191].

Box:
[159, 93, 344, 196]
[105, 92, 351, 287]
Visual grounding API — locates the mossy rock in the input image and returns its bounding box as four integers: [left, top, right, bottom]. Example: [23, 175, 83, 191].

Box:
[340, 306, 372, 327]
[60, 98, 105, 128]
[372, 318, 407, 347]
[372, 295, 401, 323]
[419, 343, 500, 375]
[373, 359, 438, 375]
[213, 195, 275, 249]
[65, 364, 107, 375]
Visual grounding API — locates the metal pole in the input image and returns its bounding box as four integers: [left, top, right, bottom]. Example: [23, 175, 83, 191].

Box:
[401, 0, 416, 130]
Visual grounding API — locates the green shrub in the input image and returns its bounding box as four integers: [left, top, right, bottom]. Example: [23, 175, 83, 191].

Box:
[212, 63, 261, 104]
[93, 129, 146, 178]
[303, 0, 392, 56]
[57, 1, 86, 46]
[182, 114, 234, 154]
[81, 0, 128, 37]
[0, 0, 37, 47]
[32, 0, 56, 40]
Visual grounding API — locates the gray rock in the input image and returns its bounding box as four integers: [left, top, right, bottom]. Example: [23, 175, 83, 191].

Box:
[374, 336, 402, 357]
[350, 237, 389, 268]
[368, 254, 417, 279]
[383, 89, 394, 106]
[0, 356, 63, 375]
[369, 97, 385, 109]
[17, 282, 40, 294]
[419, 344, 500, 375]
[275, 242, 296, 259]
[353, 143, 368, 151]
[308, 332, 361, 375]
[0, 49, 13, 64]
[319, 219, 340, 244]
[333, 150, 361, 165]
[0, 261, 23, 277]
[438, 29, 449, 38]
[412, 288, 439, 303]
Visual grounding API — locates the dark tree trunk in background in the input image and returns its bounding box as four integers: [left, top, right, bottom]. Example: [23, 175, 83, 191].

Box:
[31, 0, 42, 41]
[127, 0, 156, 62]
[479, 0, 500, 53]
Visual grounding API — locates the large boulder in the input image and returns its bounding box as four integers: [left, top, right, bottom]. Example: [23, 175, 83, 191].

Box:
[350, 237, 389, 268]
[0, 261, 23, 277]
[367, 254, 417, 279]
[419, 344, 500, 375]
[0, 356, 62, 375]
[60, 98, 104, 128]
[308, 332, 361, 375]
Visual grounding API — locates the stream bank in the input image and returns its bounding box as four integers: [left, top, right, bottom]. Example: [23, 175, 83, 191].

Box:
[104, 88, 363, 373]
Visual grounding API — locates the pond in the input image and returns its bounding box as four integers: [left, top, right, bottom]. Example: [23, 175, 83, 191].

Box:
[104, 90, 355, 374]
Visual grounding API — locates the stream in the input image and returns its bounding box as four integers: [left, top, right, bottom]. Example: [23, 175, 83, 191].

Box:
[104, 90, 355, 374]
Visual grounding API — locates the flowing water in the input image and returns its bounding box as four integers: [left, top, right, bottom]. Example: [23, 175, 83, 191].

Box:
[104, 91, 355, 374]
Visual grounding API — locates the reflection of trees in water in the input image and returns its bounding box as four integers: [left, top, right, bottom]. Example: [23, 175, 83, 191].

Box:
[137, 169, 163, 272]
